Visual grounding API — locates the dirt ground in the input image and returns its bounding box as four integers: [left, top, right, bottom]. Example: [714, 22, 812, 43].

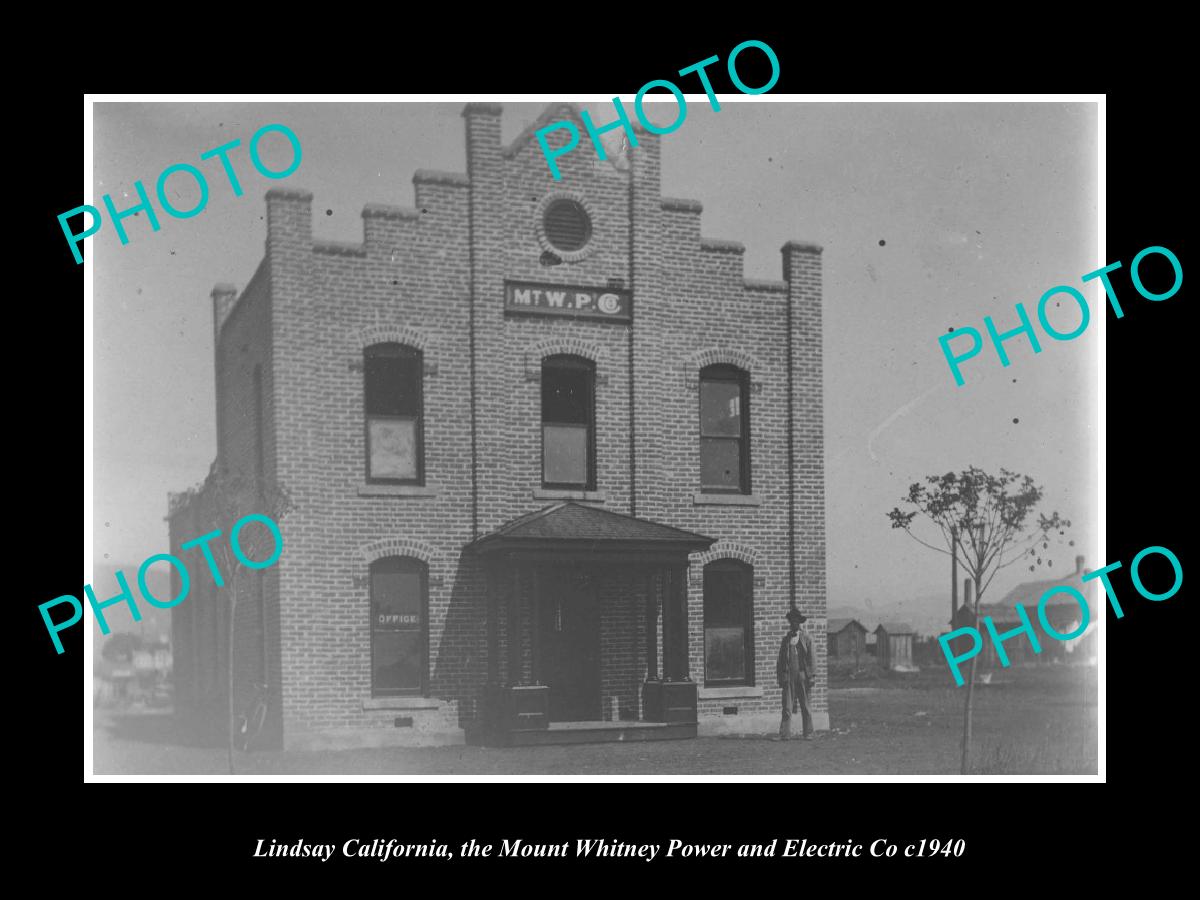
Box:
[91, 664, 1097, 776]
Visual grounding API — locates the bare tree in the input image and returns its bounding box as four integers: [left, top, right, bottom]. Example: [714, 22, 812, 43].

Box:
[887, 466, 1069, 774]
[190, 466, 292, 775]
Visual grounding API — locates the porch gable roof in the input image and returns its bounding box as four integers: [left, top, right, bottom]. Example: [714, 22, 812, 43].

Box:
[469, 502, 716, 556]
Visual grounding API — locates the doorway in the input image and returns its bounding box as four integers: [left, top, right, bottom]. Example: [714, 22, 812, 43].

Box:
[538, 568, 601, 721]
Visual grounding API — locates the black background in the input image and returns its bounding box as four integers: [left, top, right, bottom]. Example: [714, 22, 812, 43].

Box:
[21, 23, 1189, 886]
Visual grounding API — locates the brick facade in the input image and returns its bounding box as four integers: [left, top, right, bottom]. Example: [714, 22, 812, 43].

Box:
[169, 102, 828, 750]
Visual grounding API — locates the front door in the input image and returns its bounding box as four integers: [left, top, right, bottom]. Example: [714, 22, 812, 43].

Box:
[538, 569, 601, 721]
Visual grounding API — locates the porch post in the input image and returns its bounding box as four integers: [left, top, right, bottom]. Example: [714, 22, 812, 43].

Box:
[660, 566, 672, 679]
[674, 563, 690, 680]
[486, 560, 499, 684]
[644, 569, 658, 680]
[531, 568, 542, 684]
[507, 559, 521, 685]
[642, 560, 698, 726]
[655, 563, 692, 682]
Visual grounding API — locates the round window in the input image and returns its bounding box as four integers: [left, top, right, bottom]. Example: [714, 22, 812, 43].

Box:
[542, 199, 592, 253]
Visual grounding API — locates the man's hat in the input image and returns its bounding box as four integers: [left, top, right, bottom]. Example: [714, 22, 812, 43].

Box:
[786, 608, 807, 625]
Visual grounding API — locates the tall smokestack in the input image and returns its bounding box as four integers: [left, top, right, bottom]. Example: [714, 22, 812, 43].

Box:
[1075, 555, 1085, 574]
[963, 579, 973, 611]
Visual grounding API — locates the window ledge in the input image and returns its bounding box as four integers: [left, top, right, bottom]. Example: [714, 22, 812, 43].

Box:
[699, 686, 764, 700]
[362, 697, 440, 711]
[533, 489, 607, 502]
[693, 493, 762, 506]
[358, 483, 439, 498]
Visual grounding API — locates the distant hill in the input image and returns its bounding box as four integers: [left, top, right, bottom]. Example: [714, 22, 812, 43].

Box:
[89, 563, 173, 645]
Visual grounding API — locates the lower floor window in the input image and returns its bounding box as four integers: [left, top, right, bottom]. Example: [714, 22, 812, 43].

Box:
[703, 559, 754, 686]
[370, 556, 428, 695]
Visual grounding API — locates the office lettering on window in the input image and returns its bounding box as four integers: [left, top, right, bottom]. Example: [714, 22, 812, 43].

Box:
[699, 364, 751, 493]
[364, 343, 424, 484]
[542, 355, 596, 490]
[370, 556, 427, 696]
[703, 559, 754, 686]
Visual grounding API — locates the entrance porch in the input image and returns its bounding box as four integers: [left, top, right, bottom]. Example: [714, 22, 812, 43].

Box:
[470, 502, 716, 746]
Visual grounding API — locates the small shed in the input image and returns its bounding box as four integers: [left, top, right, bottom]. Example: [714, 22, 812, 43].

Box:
[827, 618, 869, 665]
[875, 623, 916, 671]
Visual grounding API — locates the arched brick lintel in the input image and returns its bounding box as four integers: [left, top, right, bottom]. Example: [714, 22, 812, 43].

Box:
[349, 325, 438, 375]
[690, 540, 762, 569]
[523, 337, 609, 382]
[354, 324, 432, 352]
[357, 536, 440, 567]
[683, 347, 763, 392]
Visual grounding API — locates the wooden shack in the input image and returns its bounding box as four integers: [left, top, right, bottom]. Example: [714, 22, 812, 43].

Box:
[827, 618, 869, 667]
[875, 622, 916, 671]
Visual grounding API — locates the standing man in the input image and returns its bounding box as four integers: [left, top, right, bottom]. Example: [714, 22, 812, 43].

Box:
[777, 608, 814, 741]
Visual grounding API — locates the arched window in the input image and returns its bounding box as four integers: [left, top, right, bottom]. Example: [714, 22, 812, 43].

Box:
[369, 556, 428, 696]
[364, 343, 424, 484]
[541, 355, 596, 490]
[699, 364, 751, 493]
[703, 559, 754, 687]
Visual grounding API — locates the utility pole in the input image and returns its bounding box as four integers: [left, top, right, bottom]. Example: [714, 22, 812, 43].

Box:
[950, 525, 958, 628]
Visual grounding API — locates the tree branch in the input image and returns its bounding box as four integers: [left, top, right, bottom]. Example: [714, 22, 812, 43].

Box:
[898, 526, 957, 559]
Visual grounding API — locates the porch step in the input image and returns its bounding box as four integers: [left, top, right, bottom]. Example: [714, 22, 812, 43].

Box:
[505, 720, 697, 746]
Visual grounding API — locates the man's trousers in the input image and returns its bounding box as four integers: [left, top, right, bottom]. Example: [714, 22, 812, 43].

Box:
[780, 678, 813, 739]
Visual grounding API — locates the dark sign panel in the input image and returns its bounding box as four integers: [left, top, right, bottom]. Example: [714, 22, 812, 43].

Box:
[504, 281, 632, 323]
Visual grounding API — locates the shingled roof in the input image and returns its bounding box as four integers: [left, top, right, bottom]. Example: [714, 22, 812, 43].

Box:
[470, 502, 716, 555]
[963, 559, 1097, 626]
[995, 559, 1097, 609]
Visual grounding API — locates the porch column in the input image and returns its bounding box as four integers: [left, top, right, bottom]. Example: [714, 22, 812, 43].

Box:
[660, 565, 672, 679]
[673, 563, 690, 680]
[644, 569, 658, 680]
[661, 565, 687, 681]
[659, 563, 691, 681]
[531, 568, 543, 684]
[507, 560, 521, 685]
[642, 561, 699, 726]
[486, 560, 499, 684]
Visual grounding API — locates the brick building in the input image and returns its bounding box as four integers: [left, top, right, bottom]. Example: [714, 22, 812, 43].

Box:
[168, 102, 828, 750]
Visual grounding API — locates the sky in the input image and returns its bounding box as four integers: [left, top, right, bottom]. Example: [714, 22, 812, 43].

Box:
[91, 99, 1099, 632]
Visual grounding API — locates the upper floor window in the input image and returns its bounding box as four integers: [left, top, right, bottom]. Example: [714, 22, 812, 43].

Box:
[369, 556, 428, 696]
[542, 355, 595, 490]
[364, 343, 424, 484]
[703, 559, 754, 687]
[699, 364, 751, 493]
